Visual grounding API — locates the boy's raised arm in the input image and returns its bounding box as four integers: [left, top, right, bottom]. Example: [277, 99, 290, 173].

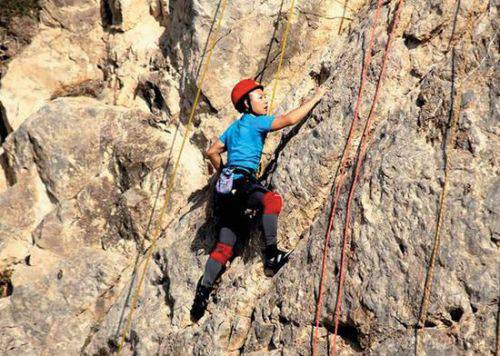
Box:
[270, 86, 326, 132]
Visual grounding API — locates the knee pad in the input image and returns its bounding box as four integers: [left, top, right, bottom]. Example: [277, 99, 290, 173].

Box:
[262, 191, 283, 215]
[210, 242, 234, 265]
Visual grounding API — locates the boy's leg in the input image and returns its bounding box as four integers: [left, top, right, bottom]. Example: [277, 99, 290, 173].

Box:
[191, 223, 238, 322]
[201, 225, 237, 287]
[246, 183, 282, 243]
[247, 189, 280, 247]
[246, 185, 289, 275]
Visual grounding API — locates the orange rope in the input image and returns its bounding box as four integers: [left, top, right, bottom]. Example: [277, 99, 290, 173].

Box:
[331, 0, 405, 354]
[312, 0, 383, 354]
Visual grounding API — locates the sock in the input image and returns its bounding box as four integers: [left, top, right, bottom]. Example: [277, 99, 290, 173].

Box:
[262, 214, 278, 246]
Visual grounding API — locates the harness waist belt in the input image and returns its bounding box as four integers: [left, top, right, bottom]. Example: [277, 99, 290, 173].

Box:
[231, 166, 256, 177]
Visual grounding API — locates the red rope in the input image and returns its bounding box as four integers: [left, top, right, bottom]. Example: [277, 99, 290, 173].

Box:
[312, 1, 383, 354]
[331, 1, 405, 355]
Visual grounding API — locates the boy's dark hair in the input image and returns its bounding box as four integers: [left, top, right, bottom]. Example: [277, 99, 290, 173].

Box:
[235, 95, 251, 113]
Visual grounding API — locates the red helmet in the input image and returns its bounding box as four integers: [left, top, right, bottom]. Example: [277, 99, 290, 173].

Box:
[231, 79, 263, 109]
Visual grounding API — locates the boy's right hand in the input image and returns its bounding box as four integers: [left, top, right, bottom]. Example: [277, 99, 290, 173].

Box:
[272, 85, 328, 131]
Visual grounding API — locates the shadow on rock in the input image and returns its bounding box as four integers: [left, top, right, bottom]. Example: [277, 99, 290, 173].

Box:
[187, 178, 267, 265]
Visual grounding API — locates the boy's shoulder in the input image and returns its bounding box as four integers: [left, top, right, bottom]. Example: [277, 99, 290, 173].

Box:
[220, 116, 242, 139]
[241, 113, 273, 124]
[224, 114, 274, 132]
[227, 115, 243, 129]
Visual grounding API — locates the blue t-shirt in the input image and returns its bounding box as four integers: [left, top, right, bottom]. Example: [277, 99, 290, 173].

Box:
[219, 113, 275, 179]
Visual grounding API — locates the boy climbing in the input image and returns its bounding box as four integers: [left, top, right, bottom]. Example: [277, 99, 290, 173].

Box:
[191, 78, 326, 321]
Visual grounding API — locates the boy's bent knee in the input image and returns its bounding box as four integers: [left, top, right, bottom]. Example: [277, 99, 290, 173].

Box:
[262, 191, 283, 215]
[210, 242, 234, 265]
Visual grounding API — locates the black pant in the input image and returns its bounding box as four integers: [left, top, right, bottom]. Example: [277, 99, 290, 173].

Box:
[201, 175, 279, 287]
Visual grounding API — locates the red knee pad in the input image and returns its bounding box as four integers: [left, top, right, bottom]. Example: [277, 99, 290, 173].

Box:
[210, 242, 234, 265]
[262, 191, 283, 215]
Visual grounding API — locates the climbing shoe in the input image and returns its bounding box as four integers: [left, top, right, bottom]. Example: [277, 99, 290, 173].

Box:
[190, 278, 213, 322]
[263, 245, 292, 277]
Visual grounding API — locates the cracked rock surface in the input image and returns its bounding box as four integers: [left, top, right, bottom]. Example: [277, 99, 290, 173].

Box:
[0, 0, 498, 355]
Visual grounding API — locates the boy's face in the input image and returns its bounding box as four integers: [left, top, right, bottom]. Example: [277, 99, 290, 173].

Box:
[248, 89, 268, 115]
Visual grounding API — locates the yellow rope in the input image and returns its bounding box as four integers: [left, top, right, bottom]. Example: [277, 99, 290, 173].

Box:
[117, 0, 228, 352]
[268, 0, 296, 113]
[416, 2, 481, 353]
[257, 0, 296, 178]
[416, 77, 460, 324]
[415, 80, 461, 355]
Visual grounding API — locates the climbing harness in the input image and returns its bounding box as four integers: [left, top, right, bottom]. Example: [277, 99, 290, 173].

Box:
[116, 0, 229, 352]
[331, 1, 405, 354]
[215, 166, 257, 195]
[312, 0, 383, 354]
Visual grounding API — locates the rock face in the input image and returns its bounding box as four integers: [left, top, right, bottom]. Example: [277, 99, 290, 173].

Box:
[0, 0, 105, 132]
[0, 0, 498, 355]
[0, 97, 206, 353]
